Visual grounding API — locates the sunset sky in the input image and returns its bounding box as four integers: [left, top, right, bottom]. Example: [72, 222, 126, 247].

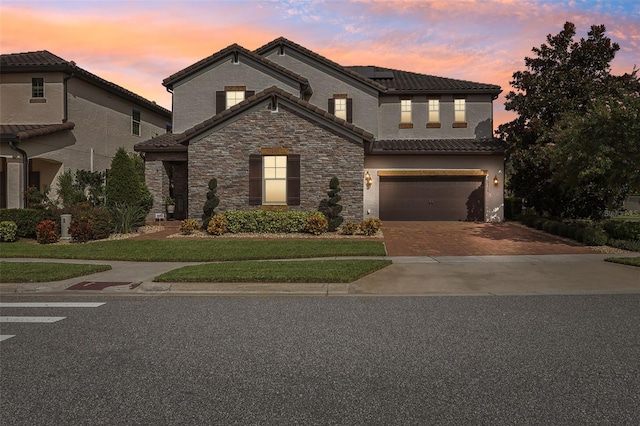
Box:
[1, 0, 638, 128]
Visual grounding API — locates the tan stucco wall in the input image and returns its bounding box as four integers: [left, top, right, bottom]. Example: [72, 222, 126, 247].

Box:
[363, 154, 505, 222]
[0, 72, 65, 124]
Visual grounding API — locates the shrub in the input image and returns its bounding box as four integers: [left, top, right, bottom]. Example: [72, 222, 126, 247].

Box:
[319, 176, 344, 232]
[340, 221, 360, 235]
[69, 217, 94, 243]
[36, 219, 60, 244]
[180, 219, 201, 235]
[504, 197, 523, 221]
[607, 239, 640, 252]
[360, 218, 383, 236]
[105, 148, 152, 214]
[224, 210, 318, 234]
[557, 223, 570, 238]
[575, 227, 586, 243]
[206, 214, 227, 236]
[534, 217, 547, 230]
[520, 215, 537, 228]
[582, 228, 608, 246]
[0, 208, 46, 238]
[603, 220, 640, 242]
[305, 213, 328, 235]
[202, 178, 220, 229]
[0, 221, 18, 242]
[110, 203, 146, 234]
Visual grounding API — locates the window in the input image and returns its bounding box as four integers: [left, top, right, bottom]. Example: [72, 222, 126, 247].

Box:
[132, 108, 141, 136]
[249, 154, 300, 206]
[454, 98, 466, 123]
[428, 98, 440, 123]
[263, 156, 287, 204]
[32, 78, 44, 98]
[226, 91, 244, 109]
[328, 95, 352, 123]
[401, 99, 412, 123]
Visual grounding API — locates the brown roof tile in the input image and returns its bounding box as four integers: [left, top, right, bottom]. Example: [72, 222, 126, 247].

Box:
[373, 139, 505, 155]
[1, 51, 171, 118]
[0, 123, 75, 140]
[162, 44, 311, 95]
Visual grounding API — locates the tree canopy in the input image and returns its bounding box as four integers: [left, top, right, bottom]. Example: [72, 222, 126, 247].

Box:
[499, 21, 640, 219]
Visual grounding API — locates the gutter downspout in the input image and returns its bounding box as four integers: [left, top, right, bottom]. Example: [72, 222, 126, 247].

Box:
[63, 73, 75, 123]
[7, 138, 29, 208]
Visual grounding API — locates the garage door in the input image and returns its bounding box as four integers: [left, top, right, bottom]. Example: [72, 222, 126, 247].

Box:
[379, 176, 485, 221]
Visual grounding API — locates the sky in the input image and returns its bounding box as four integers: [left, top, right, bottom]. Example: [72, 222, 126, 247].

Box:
[1, 0, 639, 128]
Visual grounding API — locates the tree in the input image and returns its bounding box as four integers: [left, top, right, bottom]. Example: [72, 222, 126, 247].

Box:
[105, 147, 153, 213]
[499, 21, 638, 218]
[202, 178, 220, 227]
[319, 176, 343, 232]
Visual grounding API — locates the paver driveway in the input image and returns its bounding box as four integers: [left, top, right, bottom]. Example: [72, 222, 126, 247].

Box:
[383, 221, 594, 256]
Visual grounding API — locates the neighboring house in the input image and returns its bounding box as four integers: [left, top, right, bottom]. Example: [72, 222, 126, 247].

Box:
[0, 50, 171, 208]
[135, 37, 504, 222]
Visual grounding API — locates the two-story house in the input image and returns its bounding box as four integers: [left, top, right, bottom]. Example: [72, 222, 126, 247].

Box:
[135, 37, 504, 223]
[0, 50, 171, 208]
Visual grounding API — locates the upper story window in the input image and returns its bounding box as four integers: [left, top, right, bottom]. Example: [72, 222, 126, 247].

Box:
[31, 77, 44, 98]
[328, 95, 352, 123]
[427, 98, 440, 128]
[454, 98, 466, 123]
[216, 87, 254, 114]
[132, 108, 141, 136]
[399, 98, 413, 128]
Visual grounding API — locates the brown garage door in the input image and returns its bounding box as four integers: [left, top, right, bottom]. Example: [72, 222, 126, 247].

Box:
[379, 176, 485, 221]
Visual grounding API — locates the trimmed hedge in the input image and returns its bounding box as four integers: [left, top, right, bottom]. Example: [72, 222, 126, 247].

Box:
[602, 220, 640, 242]
[519, 215, 607, 245]
[224, 210, 321, 234]
[504, 197, 523, 221]
[0, 209, 46, 238]
[607, 239, 640, 252]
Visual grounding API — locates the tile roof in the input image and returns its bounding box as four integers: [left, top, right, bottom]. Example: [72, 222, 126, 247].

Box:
[254, 37, 389, 93]
[0, 123, 76, 140]
[1, 51, 171, 118]
[162, 44, 311, 95]
[346, 66, 502, 95]
[135, 86, 374, 152]
[373, 139, 505, 154]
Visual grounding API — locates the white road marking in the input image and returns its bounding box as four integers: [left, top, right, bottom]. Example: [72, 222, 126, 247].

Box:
[0, 302, 105, 308]
[0, 335, 15, 342]
[0, 317, 66, 323]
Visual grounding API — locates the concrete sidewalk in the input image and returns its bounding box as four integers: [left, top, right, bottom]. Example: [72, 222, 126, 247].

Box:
[1, 254, 638, 296]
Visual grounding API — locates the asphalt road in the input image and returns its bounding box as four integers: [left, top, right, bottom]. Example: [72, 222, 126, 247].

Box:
[1, 294, 639, 425]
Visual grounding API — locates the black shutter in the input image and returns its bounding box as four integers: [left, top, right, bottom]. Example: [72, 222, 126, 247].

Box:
[328, 98, 335, 115]
[287, 154, 300, 206]
[216, 91, 225, 114]
[346, 98, 353, 123]
[245, 90, 255, 99]
[249, 155, 262, 205]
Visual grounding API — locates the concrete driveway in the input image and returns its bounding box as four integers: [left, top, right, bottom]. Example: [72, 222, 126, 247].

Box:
[383, 221, 594, 256]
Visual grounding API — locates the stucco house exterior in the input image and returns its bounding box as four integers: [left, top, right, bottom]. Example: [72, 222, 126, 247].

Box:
[135, 37, 504, 222]
[0, 50, 171, 208]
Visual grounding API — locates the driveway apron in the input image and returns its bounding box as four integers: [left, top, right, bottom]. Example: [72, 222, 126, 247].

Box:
[383, 221, 594, 256]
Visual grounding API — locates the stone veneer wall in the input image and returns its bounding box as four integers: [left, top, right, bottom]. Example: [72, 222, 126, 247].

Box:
[188, 105, 364, 222]
[144, 152, 187, 221]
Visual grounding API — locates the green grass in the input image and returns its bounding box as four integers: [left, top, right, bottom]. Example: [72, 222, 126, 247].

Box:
[154, 259, 392, 283]
[0, 239, 386, 262]
[604, 257, 640, 267]
[0, 262, 111, 283]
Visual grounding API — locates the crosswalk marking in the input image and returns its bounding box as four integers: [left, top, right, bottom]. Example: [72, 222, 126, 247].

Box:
[0, 302, 105, 308]
[0, 316, 66, 323]
[0, 335, 15, 342]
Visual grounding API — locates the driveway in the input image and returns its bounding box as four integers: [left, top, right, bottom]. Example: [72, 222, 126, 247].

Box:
[383, 221, 594, 256]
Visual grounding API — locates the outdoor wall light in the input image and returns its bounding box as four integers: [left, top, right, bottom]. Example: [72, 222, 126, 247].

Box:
[493, 175, 499, 186]
[364, 171, 373, 186]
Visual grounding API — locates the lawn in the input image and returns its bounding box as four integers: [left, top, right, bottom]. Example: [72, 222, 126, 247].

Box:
[0, 239, 386, 261]
[154, 259, 392, 283]
[0, 262, 111, 282]
[604, 257, 640, 267]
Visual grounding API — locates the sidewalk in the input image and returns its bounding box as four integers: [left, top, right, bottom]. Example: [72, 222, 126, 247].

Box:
[2, 254, 638, 296]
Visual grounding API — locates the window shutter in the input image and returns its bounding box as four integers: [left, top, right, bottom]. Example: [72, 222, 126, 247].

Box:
[216, 91, 225, 114]
[245, 90, 255, 99]
[287, 154, 300, 206]
[346, 98, 353, 123]
[249, 154, 262, 205]
[328, 98, 335, 115]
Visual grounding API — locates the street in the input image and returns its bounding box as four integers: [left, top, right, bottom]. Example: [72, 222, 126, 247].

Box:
[1, 294, 639, 425]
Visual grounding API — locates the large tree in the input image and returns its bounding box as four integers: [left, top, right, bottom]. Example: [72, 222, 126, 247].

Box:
[499, 21, 639, 218]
